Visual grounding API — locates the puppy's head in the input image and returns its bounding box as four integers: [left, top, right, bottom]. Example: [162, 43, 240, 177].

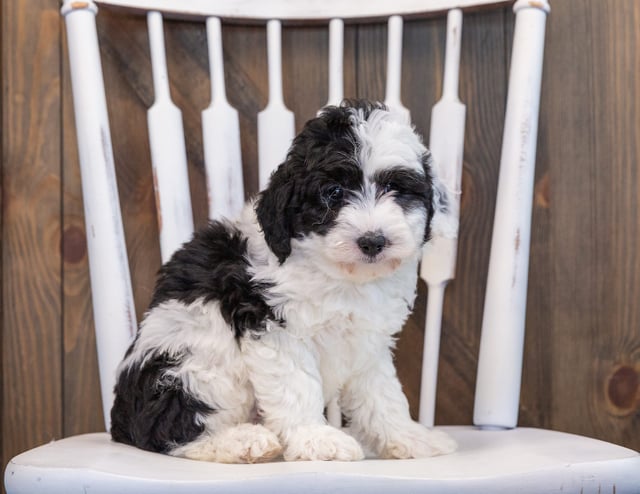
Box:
[256, 99, 436, 282]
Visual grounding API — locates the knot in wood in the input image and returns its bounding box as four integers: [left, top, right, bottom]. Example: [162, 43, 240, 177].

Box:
[63, 225, 87, 264]
[606, 364, 639, 417]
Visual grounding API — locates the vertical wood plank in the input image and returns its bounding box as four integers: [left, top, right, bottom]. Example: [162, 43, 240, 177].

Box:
[354, 22, 386, 103]
[162, 19, 210, 228]
[0, 1, 4, 479]
[588, 0, 640, 448]
[282, 25, 326, 130]
[223, 24, 269, 197]
[1, 0, 63, 472]
[282, 21, 358, 126]
[544, 0, 640, 449]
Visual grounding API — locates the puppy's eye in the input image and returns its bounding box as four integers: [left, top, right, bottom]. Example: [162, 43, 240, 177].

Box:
[323, 185, 344, 205]
[382, 182, 396, 194]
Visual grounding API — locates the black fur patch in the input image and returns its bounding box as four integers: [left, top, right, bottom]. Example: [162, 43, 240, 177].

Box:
[374, 161, 435, 241]
[110, 352, 212, 453]
[149, 221, 276, 338]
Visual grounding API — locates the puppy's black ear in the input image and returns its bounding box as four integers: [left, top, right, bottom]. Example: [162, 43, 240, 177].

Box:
[255, 165, 297, 264]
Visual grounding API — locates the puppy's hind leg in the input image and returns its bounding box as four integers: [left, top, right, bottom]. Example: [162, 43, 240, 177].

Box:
[166, 355, 282, 463]
[170, 422, 283, 463]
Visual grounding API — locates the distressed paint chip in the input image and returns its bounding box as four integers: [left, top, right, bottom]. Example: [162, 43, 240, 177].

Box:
[534, 173, 550, 208]
[126, 303, 137, 339]
[511, 229, 522, 288]
[152, 170, 163, 233]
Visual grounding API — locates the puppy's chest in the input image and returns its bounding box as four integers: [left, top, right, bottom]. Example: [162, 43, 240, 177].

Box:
[282, 277, 416, 340]
[261, 260, 419, 394]
[266, 262, 419, 384]
[307, 297, 406, 397]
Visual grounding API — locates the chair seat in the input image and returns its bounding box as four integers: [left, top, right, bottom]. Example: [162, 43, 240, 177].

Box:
[5, 426, 639, 493]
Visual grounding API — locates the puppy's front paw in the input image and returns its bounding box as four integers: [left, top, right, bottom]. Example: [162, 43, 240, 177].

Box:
[381, 422, 457, 459]
[284, 425, 365, 461]
[177, 423, 283, 463]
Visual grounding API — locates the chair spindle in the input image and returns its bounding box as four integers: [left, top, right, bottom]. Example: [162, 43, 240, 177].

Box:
[419, 8, 466, 428]
[258, 20, 295, 190]
[324, 17, 345, 428]
[61, 0, 137, 430]
[327, 18, 344, 107]
[203, 17, 245, 220]
[147, 11, 194, 261]
[384, 15, 410, 123]
[474, 0, 550, 429]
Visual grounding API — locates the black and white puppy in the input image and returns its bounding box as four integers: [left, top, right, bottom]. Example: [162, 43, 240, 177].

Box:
[110, 99, 456, 463]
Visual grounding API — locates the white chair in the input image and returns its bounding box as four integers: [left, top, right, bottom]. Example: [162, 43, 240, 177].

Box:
[5, 1, 640, 492]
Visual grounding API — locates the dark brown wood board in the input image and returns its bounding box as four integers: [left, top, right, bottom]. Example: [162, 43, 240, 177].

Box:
[2, 0, 64, 480]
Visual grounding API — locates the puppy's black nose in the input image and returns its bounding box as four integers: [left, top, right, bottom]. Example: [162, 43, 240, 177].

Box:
[357, 232, 387, 256]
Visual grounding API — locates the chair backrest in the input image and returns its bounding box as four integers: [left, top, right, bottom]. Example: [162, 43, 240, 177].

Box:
[61, 0, 550, 432]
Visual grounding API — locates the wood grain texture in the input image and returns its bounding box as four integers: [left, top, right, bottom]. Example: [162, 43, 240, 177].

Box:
[1, 0, 63, 477]
[2, 2, 640, 479]
[222, 24, 269, 198]
[542, 0, 640, 450]
[587, 0, 640, 448]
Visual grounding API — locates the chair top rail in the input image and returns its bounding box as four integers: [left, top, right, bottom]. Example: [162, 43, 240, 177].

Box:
[88, 0, 514, 22]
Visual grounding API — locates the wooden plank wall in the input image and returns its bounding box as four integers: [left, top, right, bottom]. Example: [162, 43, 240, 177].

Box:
[2, 0, 640, 483]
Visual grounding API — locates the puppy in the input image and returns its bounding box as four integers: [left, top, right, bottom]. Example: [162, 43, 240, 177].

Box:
[110, 99, 457, 463]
